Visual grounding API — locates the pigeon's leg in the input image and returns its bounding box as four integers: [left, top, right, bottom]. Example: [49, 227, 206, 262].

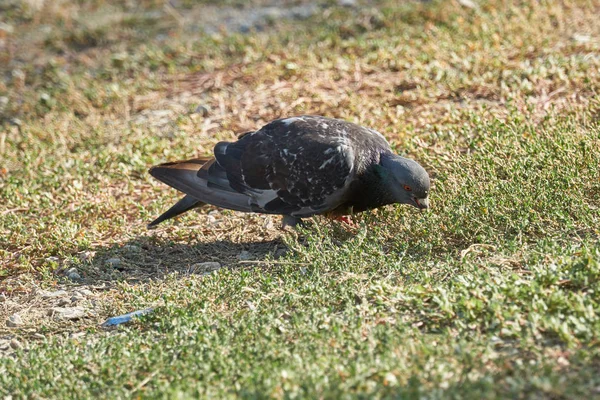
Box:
[281, 215, 303, 229]
[335, 215, 354, 225]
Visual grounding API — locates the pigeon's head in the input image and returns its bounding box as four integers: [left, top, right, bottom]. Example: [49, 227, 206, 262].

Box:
[379, 153, 430, 209]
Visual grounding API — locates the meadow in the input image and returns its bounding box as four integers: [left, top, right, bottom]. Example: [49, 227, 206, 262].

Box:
[0, 0, 599, 397]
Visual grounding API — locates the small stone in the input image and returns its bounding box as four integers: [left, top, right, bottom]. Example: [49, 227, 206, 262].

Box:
[7, 314, 23, 327]
[33, 333, 45, 340]
[193, 105, 210, 116]
[573, 34, 591, 44]
[239, 251, 252, 261]
[457, 0, 478, 8]
[45, 256, 60, 263]
[338, 0, 357, 6]
[68, 271, 82, 281]
[123, 245, 141, 253]
[105, 258, 121, 268]
[190, 262, 221, 274]
[77, 289, 93, 297]
[50, 306, 86, 320]
[66, 267, 82, 282]
[57, 298, 70, 307]
[71, 294, 84, 303]
[40, 289, 68, 299]
[263, 217, 274, 230]
[70, 332, 85, 340]
[207, 215, 218, 225]
[78, 251, 95, 261]
[10, 338, 22, 350]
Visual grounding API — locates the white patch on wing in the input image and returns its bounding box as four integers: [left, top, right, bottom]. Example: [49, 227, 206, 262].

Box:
[319, 157, 337, 170]
[251, 189, 280, 208]
[282, 117, 304, 125]
[339, 143, 355, 173]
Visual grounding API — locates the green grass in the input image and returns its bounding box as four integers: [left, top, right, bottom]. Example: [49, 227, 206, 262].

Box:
[1, 0, 600, 398]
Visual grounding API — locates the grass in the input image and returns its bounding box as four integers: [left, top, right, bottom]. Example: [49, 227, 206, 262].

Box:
[1, 0, 600, 397]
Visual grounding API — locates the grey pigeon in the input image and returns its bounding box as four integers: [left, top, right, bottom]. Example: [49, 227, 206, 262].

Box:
[148, 115, 430, 228]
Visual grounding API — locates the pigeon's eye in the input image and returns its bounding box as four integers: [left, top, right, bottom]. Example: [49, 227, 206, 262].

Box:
[403, 185, 412, 191]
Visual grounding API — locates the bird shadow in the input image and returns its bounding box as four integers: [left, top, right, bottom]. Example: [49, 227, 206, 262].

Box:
[78, 235, 289, 285]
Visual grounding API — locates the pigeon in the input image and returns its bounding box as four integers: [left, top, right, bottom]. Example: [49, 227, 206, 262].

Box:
[148, 115, 430, 228]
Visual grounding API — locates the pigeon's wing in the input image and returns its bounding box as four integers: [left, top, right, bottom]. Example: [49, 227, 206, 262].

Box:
[213, 116, 370, 217]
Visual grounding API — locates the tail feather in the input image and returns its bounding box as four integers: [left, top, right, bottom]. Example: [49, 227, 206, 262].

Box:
[148, 195, 203, 228]
[148, 157, 253, 227]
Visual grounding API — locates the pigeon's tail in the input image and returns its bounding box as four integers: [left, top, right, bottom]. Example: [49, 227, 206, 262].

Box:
[147, 194, 203, 228]
[148, 157, 254, 227]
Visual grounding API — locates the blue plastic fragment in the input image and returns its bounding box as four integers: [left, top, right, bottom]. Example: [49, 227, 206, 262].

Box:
[102, 308, 154, 327]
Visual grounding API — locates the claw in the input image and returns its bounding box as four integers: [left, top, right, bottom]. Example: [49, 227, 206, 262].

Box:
[335, 215, 356, 226]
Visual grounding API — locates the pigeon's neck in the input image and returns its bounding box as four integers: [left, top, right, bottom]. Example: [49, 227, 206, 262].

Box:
[346, 163, 397, 212]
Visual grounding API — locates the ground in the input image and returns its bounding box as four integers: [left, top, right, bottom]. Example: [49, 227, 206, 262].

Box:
[0, 0, 600, 398]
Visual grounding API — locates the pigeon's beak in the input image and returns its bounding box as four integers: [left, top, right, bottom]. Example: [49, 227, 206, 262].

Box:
[414, 197, 429, 210]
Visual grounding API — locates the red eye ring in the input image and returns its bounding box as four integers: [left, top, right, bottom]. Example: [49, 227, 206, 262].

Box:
[403, 185, 412, 191]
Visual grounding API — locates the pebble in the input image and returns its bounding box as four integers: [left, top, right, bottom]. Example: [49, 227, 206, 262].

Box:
[77, 289, 93, 297]
[239, 250, 252, 261]
[71, 294, 84, 303]
[40, 289, 68, 299]
[105, 258, 121, 268]
[123, 245, 141, 253]
[7, 314, 23, 327]
[66, 267, 82, 282]
[33, 333, 45, 340]
[70, 332, 85, 340]
[45, 256, 60, 263]
[573, 34, 591, 44]
[194, 105, 210, 116]
[78, 251, 95, 261]
[10, 338, 22, 350]
[190, 262, 221, 274]
[57, 298, 70, 307]
[457, 0, 478, 8]
[50, 306, 86, 320]
[263, 217, 274, 230]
